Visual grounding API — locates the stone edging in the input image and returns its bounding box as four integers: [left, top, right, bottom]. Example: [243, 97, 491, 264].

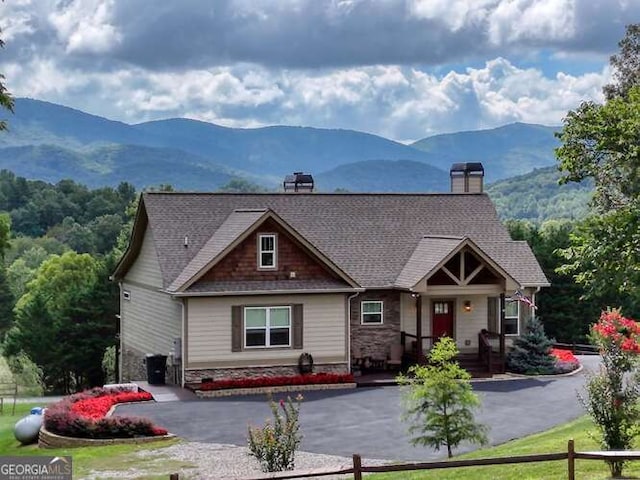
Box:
[195, 382, 357, 398]
[38, 426, 175, 449]
[474, 363, 584, 382]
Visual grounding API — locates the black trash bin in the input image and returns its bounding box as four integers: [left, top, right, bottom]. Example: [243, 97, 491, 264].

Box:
[146, 354, 167, 385]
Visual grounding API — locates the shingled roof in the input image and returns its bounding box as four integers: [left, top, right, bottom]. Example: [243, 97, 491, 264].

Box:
[114, 192, 549, 291]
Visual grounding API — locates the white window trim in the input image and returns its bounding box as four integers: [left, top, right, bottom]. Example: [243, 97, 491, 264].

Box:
[504, 299, 520, 336]
[244, 305, 291, 348]
[361, 300, 384, 325]
[258, 233, 277, 270]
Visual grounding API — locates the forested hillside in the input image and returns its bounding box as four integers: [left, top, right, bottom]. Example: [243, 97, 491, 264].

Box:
[486, 166, 593, 222]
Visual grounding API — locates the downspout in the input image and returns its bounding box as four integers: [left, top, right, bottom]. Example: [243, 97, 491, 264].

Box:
[346, 291, 360, 373]
[180, 298, 186, 387]
[117, 281, 123, 383]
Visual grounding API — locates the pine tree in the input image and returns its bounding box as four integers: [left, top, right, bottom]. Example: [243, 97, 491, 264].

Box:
[506, 317, 555, 374]
[399, 337, 488, 458]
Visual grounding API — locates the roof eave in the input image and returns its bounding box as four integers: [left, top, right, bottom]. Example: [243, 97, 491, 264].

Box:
[112, 194, 147, 281]
[167, 287, 365, 297]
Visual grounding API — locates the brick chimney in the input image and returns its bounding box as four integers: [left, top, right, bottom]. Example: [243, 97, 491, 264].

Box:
[450, 163, 484, 193]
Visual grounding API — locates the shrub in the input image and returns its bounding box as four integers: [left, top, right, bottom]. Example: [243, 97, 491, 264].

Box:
[102, 346, 116, 384]
[550, 348, 580, 374]
[398, 337, 488, 458]
[6, 352, 44, 396]
[507, 317, 555, 374]
[44, 387, 167, 439]
[248, 395, 303, 472]
[199, 373, 354, 391]
[579, 309, 640, 478]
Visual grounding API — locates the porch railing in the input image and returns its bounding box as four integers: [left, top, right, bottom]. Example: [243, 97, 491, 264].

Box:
[478, 330, 506, 374]
[400, 332, 435, 363]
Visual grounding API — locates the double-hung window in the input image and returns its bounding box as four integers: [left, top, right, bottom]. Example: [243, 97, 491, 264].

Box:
[504, 299, 520, 335]
[258, 234, 276, 269]
[361, 301, 384, 324]
[244, 306, 291, 348]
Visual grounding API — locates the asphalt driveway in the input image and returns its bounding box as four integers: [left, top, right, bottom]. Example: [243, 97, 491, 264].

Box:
[116, 355, 599, 461]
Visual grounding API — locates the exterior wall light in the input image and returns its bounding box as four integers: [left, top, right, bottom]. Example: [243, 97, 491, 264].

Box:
[463, 300, 472, 312]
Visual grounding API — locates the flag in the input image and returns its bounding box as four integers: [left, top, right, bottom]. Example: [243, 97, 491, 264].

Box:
[512, 290, 537, 309]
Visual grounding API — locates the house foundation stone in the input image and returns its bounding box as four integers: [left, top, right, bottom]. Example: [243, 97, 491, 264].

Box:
[184, 362, 348, 384]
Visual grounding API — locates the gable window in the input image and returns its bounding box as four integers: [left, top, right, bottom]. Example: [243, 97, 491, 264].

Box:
[244, 306, 291, 348]
[504, 299, 519, 336]
[258, 234, 276, 269]
[361, 301, 383, 324]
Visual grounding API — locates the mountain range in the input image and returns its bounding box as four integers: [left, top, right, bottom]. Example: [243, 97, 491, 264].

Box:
[0, 98, 564, 193]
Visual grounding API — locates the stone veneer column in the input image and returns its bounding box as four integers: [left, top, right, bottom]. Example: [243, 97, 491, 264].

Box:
[350, 290, 401, 361]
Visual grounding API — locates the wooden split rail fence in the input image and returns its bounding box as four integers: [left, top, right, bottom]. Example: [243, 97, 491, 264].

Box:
[168, 440, 640, 480]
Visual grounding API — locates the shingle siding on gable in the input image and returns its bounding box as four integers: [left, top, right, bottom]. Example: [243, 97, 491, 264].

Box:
[196, 218, 341, 285]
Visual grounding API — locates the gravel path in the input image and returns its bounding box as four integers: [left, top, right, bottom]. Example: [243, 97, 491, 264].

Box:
[86, 441, 388, 480]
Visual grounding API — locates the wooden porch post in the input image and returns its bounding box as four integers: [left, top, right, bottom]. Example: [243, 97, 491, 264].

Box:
[415, 294, 424, 362]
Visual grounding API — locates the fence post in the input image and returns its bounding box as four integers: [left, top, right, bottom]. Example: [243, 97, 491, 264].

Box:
[567, 439, 575, 480]
[353, 454, 362, 480]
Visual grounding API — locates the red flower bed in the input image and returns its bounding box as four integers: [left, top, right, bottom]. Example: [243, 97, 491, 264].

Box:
[551, 348, 580, 373]
[70, 390, 152, 419]
[44, 387, 167, 439]
[199, 373, 355, 391]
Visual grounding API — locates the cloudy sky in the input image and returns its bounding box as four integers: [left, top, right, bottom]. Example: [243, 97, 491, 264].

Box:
[0, 0, 635, 142]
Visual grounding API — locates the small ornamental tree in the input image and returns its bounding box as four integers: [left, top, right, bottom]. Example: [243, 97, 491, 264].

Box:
[580, 309, 640, 478]
[398, 337, 488, 458]
[247, 395, 303, 472]
[506, 317, 555, 375]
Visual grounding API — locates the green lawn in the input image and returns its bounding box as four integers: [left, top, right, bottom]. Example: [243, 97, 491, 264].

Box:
[0, 403, 195, 479]
[371, 416, 640, 479]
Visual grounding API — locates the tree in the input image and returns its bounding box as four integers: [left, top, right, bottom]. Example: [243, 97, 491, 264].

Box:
[604, 24, 640, 100]
[398, 337, 488, 458]
[0, 25, 14, 131]
[4, 252, 117, 392]
[556, 24, 640, 310]
[506, 317, 555, 374]
[580, 309, 640, 478]
[506, 220, 600, 342]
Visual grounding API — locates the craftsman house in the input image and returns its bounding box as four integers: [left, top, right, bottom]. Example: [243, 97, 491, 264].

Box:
[113, 164, 549, 385]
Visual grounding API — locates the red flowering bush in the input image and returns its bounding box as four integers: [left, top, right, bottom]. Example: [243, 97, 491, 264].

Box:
[199, 373, 354, 391]
[44, 387, 167, 439]
[591, 309, 640, 353]
[550, 348, 580, 373]
[580, 308, 640, 478]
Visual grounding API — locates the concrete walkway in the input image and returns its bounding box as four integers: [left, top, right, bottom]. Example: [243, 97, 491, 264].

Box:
[115, 355, 599, 461]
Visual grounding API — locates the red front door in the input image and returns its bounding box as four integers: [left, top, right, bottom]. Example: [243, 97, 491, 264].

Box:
[432, 301, 454, 339]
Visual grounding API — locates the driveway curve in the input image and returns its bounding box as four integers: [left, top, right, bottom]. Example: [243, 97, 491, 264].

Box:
[116, 355, 599, 461]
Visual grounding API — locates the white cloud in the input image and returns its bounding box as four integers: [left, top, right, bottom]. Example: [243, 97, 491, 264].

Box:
[488, 0, 576, 45]
[48, 0, 122, 54]
[4, 55, 608, 141]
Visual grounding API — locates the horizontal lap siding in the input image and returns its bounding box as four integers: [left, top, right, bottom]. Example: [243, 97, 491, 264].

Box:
[187, 294, 346, 365]
[122, 226, 181, 356]
[126, 227, 163, 288]
[121, 283, 182, 354]
[455, 295, 487, 350]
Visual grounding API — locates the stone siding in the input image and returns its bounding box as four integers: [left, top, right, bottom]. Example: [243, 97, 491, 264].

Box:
[184, 362, 348, 384]
[121, 347, 180, 385]
[350, 290, 401, 362]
